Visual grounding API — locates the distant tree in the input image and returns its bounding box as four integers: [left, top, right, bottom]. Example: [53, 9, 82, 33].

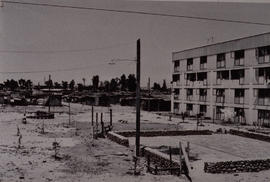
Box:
[104, 81, 110, 92]
[69, 80, 75, 90]
[127, 74, 136, 92]
[25, 80, 33, 90]
[120, 74, 127, 91]
[54, 82, 61, 89]
[62, 81, 68, 90]
[18, 79, 26, 89]
[0, 83, 4, 90]
[161, 80, 167, 92]
[152, 82, 161, 91]
[45, 79, 53, 88]
[5, 79, 19, 91]
[82, 78, 86, 87]
[77, 83, 84, 92]
[110, 78, 118, 92]
[92, 75, 99, 91]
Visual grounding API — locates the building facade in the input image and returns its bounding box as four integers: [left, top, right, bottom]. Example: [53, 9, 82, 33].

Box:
[171, 32, 270, 126]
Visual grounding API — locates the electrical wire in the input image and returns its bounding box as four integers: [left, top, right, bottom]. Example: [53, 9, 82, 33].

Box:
[0, 42, 134, 54]
[0, 62, 109, 74]
[2, 0, 270, 26]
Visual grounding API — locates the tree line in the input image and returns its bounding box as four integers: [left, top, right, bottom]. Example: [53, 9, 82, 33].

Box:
[0, 74, 169, 92]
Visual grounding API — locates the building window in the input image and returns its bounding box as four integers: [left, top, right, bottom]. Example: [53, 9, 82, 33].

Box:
[231, 69, 245, 84]
[187, 58, 193, 71]
[258, 110, 270, 127]
[216, 70, 229, 85]
[186, 104, 193, 116]
[200, 105, 207, 114]
[257, 46, 270, 64]
[174, 60, 180, 72]
[200, 56, 207, 70]
[173, 103, 179, 113]
[197, 72, 208, 85]
[216, 89, 225, 103]
[186, 73, 196, 86]
[187, 89, 193, 101]
[234, 108, 245, 124]
[256, 89, 270, 106]
[216, 106, 224, 120]
[174, 89, 180, 100]
[217, 53, 226, 68]
[234, 50, 245, 66]
[234, 89, 245, 104]
[199, 89, 207, 102]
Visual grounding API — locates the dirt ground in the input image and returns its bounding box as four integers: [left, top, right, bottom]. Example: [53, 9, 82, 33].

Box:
[0, 103, 270, 182]
[0, 104, 182, 182]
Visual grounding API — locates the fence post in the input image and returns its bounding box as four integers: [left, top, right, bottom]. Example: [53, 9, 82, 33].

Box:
[154, 165, 158, 175]
[101, 113, 104, 136]
[179, 141, 182, 176]
[91, 105, 94, 126]
[96, 113, 99, 130]
[187, 142, 190, 158]
[110, 109, 113, 127]
[169, 146, 172, 175]
[147, 155, 150, 173]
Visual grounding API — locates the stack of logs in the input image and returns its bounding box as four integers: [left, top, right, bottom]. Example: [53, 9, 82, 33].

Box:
[204, 159, 270, 173]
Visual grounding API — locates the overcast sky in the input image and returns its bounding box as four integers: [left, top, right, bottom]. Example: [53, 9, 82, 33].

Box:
[0, 0, 270, 86]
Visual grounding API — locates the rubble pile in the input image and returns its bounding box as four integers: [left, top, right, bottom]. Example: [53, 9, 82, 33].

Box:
[204, 159, 270, 174]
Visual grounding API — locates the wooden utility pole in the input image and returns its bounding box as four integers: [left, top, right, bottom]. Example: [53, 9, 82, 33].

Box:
[91, 105, 94, 126]
[68, 100, 71, 125]
[48, 74, 51, 113]
[109, 109, 112, 126]
[135, 39, 141, 157]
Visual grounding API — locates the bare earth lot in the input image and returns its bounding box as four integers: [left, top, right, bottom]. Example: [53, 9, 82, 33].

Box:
[1, 103, 270, 182]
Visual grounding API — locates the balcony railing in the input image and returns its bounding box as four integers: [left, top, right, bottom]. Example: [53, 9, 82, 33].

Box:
[174, 67, 180, 72]
[186, 95, 193, 101]
[216, 96, 225, 103]
[217, 61, 226, 68]
[187, 65, 193, 71]
[234, 97, 244, 104]
[174, 95, 180, 100]
[234, 58, 244, 66]
[200, 63, 207, 70]
[258, 55, 270, 64]
[255, 97, 270, 106]
[199, 95, 207, 102]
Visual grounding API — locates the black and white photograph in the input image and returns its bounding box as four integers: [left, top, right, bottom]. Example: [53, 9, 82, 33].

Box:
[0, 0, 270, 181]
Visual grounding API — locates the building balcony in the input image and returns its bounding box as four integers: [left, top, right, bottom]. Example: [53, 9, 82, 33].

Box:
[200, 63, 207, 70]
[186, 95, 193, 101]
[216, 96, 225, 103]
[234, 97, 244, 104]
[258, 55, 270, 64]
[255, 97, 270, 106]
[174, 95, 180, 100]
[234, 58, 244, 66]
[174, 67, 180, 72]
[199, 95, 207, 102]
[173, 81, 181, 87]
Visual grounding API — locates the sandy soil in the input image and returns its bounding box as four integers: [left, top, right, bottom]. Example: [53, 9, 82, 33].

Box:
[1, 103, 270, 182]
[0, 104, 182, 182]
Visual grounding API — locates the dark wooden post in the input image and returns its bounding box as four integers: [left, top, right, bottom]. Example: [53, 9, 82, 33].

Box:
[169, 146, 172, 175]
[154, 165, 158, 175]
[96, 113, 98, 129]
[91, 105, 94, 126]
[101, 113, 104, 136]
[110, 109, 112, 126]
[147, 155, 150, 173]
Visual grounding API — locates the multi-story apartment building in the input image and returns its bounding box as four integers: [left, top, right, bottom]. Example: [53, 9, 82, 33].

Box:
[172, 32, 270, 127]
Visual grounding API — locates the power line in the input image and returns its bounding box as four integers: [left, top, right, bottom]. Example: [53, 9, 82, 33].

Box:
[2, 0, 270, 26]
[0, 42, 133, 54]
[0, 63, 109, 74]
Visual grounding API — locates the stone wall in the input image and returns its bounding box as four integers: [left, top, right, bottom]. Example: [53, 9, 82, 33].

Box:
[117, 130, 212, 137]
[205, 159, 270, 173]
[229, 129, 270, 142]
[107, 131, 129, 147]
[142, 147, 180, 175]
